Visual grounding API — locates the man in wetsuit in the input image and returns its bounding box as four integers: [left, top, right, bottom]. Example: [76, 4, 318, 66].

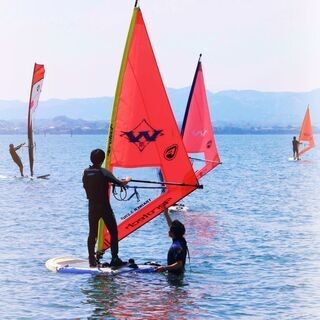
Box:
[292, 136, 302, 160]
[9, 143, 25, 176]
[156, 209, 188, 274]
[82, 149, 131, 267]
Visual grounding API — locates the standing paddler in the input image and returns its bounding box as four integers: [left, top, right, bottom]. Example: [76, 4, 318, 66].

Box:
[9, 143, 25, 177]
[82, 149, 131, 267]
[292, 136, 302, 160]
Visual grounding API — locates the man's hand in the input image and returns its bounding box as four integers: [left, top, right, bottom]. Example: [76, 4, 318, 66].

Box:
[121, 177, 131, 186]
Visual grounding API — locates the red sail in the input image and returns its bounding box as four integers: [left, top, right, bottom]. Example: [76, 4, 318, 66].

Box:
[28, 63, 45, 176]
[98, 6, 199, 251]
[298, 106, 315, 157]
[181, 55, 220, 179]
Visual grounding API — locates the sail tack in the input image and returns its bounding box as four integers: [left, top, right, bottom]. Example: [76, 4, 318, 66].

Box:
[298, 106, 315, 157]
[181, 55, 220, 179]
[97, 5, 199, 252]
[28, 63, 45, 176]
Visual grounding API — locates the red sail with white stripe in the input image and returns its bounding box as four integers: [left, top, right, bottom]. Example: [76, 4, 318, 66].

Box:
[28, 63, 45, 176]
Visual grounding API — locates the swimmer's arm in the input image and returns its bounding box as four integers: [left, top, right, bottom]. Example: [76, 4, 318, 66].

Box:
[163, 208, 172, 228]
[156, 261, 183, 272]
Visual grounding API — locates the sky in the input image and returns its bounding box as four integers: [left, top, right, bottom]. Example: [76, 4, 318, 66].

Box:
[0, 0, 319, 101]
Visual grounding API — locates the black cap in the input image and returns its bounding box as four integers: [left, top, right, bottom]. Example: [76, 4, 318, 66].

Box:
[90, 149, 105, 165]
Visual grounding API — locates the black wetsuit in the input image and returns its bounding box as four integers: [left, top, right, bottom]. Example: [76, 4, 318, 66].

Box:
[292, 139, 299, 153]
[167, 238, 188, 274]
[82, 166, 123, 264]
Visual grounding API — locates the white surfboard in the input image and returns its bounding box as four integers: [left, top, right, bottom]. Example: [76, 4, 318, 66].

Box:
[46, 256, 158, 275]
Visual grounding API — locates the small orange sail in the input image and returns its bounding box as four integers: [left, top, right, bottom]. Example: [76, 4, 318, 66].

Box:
[181, 54, 220, 179]
[298, 106, 315, 158]
[97, 4, 200, 252]
[28, 63, 45, 177]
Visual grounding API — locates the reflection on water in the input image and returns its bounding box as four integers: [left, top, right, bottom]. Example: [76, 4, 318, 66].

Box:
[83, 273, 191, 319]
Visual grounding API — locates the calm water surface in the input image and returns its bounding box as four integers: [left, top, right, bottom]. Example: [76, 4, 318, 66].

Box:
[0, 134, 319, 319]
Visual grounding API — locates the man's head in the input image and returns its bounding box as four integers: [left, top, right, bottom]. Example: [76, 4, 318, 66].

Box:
[90, 149, 105, 166]
[169, 220, 186, 239]
[9, 144, 13, 149]
[293, 136, 296, 140]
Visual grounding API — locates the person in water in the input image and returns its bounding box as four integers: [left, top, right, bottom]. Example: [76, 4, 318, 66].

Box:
[292, 136, 302, 160]
[9, 143, 25, 176]
[156, 209, 188, 274]
[82, 149, 131, 267]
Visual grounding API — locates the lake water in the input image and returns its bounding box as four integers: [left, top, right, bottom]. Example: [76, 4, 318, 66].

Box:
[0, 134, 319, 319]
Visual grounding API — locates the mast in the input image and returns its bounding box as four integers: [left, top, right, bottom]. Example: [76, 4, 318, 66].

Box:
[27, 63, 45, 177]
[27, 64, 36, 177]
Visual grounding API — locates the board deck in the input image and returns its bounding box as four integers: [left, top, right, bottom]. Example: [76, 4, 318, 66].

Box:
[288, 157, 300, 162]
[46, 257, 158, 275]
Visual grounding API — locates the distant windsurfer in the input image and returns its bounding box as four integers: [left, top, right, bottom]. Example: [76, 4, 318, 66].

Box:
[156, 209, 188, 274]
[82, 149, 131, 267]
[292, 136, 302, 160]
[9, 143, 25, 176]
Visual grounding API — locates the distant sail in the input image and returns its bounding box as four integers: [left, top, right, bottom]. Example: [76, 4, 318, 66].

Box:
[27, 63, 45, 177]
[298, 106, 315, 157]
[97, 5, 200, 252]
[181, 54, 220, 179]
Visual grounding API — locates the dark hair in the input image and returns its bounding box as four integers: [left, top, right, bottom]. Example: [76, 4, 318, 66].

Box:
[90, 149, 105, 165]
[170, 220, 185, 239]
[293, 136, 296, 139]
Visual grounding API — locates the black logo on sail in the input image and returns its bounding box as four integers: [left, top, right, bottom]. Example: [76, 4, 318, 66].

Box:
[164, 144, 178, 161]
[121, 119, 163, 152]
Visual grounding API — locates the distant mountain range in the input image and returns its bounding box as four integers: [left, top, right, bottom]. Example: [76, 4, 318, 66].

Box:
[0, 88, 319, 133]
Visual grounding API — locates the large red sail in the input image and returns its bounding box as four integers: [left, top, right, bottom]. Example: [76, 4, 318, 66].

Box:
[27, 63, 45, 176]
[298, 106, 315, 157]
[181, 55, 220, 179]
[98, 5, 199, 251]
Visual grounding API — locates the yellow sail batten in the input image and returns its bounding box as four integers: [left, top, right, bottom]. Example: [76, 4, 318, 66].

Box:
[97, 7, 139, 252]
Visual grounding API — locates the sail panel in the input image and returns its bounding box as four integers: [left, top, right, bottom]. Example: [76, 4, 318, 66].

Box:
[181, 57, 220, 179]
[28, 63, 45, 176]
[98, 7, 199, 251]
[298, 106, 315, 157]
[29, 64, 45, 115]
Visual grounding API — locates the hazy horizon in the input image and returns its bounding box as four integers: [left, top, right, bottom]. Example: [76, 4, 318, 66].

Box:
[0, 86, 319, 104]
[0, 0, 319, 101]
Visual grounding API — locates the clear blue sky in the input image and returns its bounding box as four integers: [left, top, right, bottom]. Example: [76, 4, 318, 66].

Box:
[0, 0, 319, 100]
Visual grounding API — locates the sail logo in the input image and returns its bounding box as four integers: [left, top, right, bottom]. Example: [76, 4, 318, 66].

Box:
[164, 144, 178, 161]
[192, 130, 208, 137]
[121, 119, 163, 152]
[207, 140, 212, 148]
